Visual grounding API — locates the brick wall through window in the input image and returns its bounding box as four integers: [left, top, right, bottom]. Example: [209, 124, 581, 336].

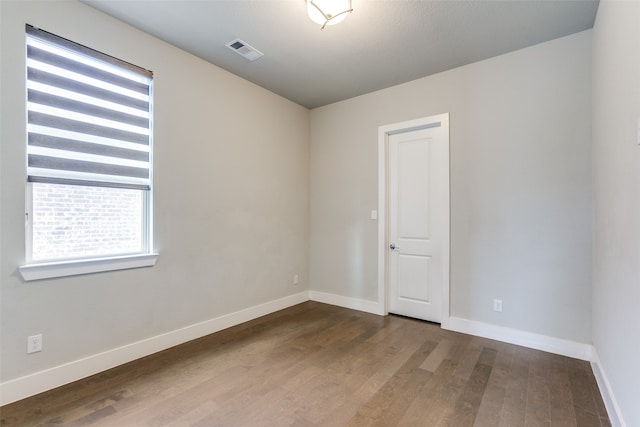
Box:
[32, 183, 143, 261]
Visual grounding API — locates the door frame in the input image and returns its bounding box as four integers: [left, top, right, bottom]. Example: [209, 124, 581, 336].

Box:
[377, 113, 450, 322]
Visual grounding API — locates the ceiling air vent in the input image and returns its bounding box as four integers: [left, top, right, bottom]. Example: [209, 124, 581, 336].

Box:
[225, 38, 264, 61]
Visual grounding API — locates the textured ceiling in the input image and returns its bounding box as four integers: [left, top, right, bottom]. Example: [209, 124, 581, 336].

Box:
[81, 0, 599, 109]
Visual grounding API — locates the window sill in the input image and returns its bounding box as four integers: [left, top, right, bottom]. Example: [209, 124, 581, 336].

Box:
[19, 253, 159, 281]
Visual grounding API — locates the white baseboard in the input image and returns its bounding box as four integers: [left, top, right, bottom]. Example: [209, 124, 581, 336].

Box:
[591, 347, 626, 427]
[0, 291, 310, 406]
[442, 316, 592, 361]
[306, 295, 593, 362]
[309, 290, 384, 315]
[2, 290, 619, 423]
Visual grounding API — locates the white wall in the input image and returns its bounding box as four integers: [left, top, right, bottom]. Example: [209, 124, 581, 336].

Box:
[1, 0, 309, 386]
[591, 1, 640, 426]
[310, 31, 593, 343]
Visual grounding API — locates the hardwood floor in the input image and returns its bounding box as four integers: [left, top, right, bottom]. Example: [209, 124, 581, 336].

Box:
[0, 302, 610, 426]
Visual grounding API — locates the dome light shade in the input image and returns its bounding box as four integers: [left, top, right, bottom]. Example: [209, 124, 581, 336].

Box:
[307, 0, 353, 29]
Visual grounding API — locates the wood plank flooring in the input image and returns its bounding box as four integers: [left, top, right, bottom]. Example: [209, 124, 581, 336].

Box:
[0, 302, 610, 426]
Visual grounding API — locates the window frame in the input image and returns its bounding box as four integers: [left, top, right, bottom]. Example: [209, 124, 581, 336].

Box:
[19, 26, 158, 281]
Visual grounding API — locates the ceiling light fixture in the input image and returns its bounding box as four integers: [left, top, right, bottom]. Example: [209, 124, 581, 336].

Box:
[307, 0, 353, 30]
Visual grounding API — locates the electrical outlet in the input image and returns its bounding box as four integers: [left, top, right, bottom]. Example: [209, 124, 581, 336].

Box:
[293, 274, 299, 286]
[27, 334, 42, 354]
[493, 299, 503, 313]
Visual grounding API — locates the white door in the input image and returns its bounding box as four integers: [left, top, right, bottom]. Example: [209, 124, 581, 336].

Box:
[386, 117, 449, 322]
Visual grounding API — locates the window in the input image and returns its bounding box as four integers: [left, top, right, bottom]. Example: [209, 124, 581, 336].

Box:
[20, 25, 157, 281]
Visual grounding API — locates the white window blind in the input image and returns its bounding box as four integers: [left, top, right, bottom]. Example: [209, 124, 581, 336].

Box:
[26, 25, 153, 190]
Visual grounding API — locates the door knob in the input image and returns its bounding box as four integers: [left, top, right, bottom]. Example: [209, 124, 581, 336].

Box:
[390, 243, 399, 250]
